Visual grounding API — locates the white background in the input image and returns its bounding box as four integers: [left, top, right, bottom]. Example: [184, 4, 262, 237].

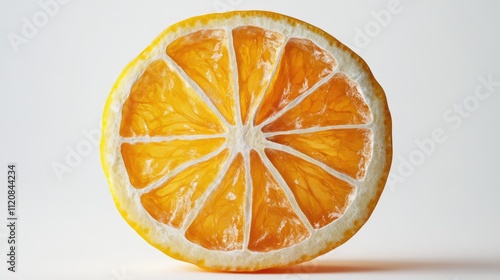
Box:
[1, 0, 500, 279]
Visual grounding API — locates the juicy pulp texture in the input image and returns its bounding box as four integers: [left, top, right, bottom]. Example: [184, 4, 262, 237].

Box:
[118, 25, 373, 252]
[248, 150, 310, 252]
[120, 60, 225, 137]
[140, 150, 230, 228]
[167, 30, 236, 125]
[232, 26, 284, 124]
[254, 38, 337, 126]
[185, 154, 246, 251]
[267, 129, 373, 180]
[265, 149, 355, 229]
[121, 138, 225, 189]
[262, 72, 372, 132]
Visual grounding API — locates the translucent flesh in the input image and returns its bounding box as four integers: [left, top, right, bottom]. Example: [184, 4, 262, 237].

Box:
[266, 149, 355, 229]
[167, 30, 236, 125]
[121, 138, 225, 189]
[267, 129, 373, 180]
[185, 154, 246, 251]
[120, 60, 225, 137]
[263, 72, 372, 132]
[248, 151, 310, 252]
[254, 38, 337, 126]
[140, 149, 230, 228]
[117, 26, 374, 253]
[232, 26, 284, 124]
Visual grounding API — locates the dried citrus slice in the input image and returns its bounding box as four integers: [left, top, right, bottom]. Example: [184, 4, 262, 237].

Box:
[101, 10, 392, 271]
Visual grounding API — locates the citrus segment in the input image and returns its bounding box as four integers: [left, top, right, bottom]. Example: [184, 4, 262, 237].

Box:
[232, 26, 284, 124]
[185, 154, 246, 251]
[140, 149, 230, 228]
[121, 138, 225, 189]
[166, 29, 236, 125]
[265, 149, 355, 229]
[254, 38, 337, 126]
[248, 150, 310, 252]
[267, 129, 373, 180]
[263, 72, 372, 132]
[120, 60, 225, 137]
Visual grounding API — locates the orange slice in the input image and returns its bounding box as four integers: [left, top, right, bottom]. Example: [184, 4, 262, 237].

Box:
[101, 10, 392, 271]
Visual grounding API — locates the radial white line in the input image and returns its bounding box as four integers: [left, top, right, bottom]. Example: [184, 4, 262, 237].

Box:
[180, 150, 237, 233]
[242, 150, 253, 249]
[134, 145, 228, 196]
[227, 28, 243, 127]
[122, 133, 228, 144]
[257, 149, 315, 233]
[247, 36, 289, 126]
[161, 53, 232, 130]
[256, 70, 338, 130]
[263, 123, 372, 137]
[265, 141, 359, 187]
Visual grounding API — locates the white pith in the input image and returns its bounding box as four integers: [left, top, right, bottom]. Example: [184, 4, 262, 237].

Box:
[101, 12, 391, 270]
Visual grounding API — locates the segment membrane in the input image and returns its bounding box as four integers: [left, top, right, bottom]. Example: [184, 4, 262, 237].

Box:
[185, 154, 246, 251]
[266, 149, 355, 229]
[267, 129, 373, 180]
[140, 150, 230, 228]
[254, 38, 337, 125]
[248, 150, 310, 252]
[121, 138, 225, 189]
[232, 26, 284, 124]
[263, 72, 372, 132]
[167, 30, 236, 125]
[120, 60, 225, 137]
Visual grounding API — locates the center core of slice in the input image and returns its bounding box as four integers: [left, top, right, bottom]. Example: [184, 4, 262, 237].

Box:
[227, 124, 267, 152]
